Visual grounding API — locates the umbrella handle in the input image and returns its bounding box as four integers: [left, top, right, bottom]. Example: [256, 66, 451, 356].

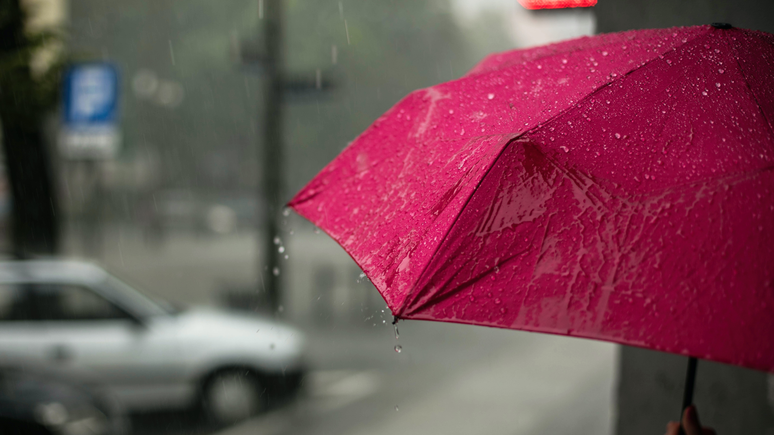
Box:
[678, 357, 698, 435]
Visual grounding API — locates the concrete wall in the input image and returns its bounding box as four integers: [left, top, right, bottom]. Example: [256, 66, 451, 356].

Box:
[593, 1, 774, 433]
[595, 0, 774, 34]
[615, 347, 774, 435]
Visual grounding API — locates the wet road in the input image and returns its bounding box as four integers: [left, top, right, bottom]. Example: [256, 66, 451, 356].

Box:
[63, 226, 617, 435]
[214, 321, 617, 435]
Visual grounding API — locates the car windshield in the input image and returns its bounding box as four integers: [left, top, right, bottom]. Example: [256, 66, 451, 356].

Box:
[103, 275, 171, 318]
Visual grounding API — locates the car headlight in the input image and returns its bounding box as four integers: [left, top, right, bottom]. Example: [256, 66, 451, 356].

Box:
[35, 401, 110, 435]
[35, 402, 69, 426]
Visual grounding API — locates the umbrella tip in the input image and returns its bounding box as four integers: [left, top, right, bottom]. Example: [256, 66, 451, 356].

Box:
[711, 22, 733, 29]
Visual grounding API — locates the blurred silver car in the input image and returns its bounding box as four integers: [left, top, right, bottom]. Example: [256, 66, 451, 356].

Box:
[0, 260, 305, 425]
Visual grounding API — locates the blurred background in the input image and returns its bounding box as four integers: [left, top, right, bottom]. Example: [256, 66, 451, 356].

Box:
[0, 1, 772, 434]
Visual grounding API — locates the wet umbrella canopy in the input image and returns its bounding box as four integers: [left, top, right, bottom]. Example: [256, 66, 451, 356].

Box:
[289, 25, 774, 373]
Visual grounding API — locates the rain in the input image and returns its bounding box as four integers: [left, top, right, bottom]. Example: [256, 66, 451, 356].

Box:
[0, 1, 772, 435]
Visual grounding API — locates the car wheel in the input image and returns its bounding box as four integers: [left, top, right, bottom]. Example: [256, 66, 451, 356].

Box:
[202, 370, 264, 425]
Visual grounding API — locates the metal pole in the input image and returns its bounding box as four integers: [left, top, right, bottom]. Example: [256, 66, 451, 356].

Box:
[678, 357, 698, 435]
[260, 0, 283, 312]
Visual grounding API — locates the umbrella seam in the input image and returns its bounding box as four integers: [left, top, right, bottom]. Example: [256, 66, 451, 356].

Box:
[517, 28, 716, 140]
[400, 27, 715, 318]
[466, 26, 706, 79]
[726, 30, 774, 140]
[397, 134, 521, 317]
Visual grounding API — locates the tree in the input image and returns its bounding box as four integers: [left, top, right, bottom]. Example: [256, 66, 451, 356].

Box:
[0, 0, 63, 257]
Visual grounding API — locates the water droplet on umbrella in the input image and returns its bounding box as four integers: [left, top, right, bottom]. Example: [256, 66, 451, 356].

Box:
[487, 93, 495, 100]
[615, 133, 621, 139]
[718, 68, 725, 73]
[560, 146, 569, 153]
[394, 345, 402, 353]
[716, 82, 721, 88]
[602, 51, 609, 56]
[702, 90, 708, 96]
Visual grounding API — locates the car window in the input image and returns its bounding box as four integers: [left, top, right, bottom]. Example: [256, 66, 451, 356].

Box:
[33, 284, 130, 321]
[0, 284, 34, 321]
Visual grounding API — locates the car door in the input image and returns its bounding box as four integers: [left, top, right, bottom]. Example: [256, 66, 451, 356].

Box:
[28, 282, 188, 411]
[0, 283, 52, 363]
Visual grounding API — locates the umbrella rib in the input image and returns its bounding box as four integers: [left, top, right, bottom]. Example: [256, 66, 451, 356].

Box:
[512, 28, 716, 146]
[725, 32, 774, 140]
[395, 27, 727, 319]
[398, 136, 524, 317]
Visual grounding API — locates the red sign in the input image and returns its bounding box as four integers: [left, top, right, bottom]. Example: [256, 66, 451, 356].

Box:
[518, 0, 597, 9]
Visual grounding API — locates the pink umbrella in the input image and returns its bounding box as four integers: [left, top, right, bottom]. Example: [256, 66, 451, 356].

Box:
[289, 23, 774, 417]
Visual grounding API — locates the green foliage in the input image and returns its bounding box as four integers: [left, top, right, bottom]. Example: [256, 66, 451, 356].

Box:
[0, 0, 65, 124]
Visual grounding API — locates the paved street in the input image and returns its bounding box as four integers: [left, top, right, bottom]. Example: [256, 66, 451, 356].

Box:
[63, 224, 618, 435]
[216, 322, 617, 435]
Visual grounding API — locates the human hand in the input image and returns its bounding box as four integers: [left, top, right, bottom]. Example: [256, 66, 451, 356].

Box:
[665, 405, 716, 435]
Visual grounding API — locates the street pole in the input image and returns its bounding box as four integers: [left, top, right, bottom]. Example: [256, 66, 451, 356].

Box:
[260, 0, 283, 312]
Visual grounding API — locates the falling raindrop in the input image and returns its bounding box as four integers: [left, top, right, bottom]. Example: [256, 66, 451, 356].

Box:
[395, 405, 400, 412]
[278, 246, 285, 253]
[394, 324, 400, 339]
[283, 208, 291, 217]
[273, 236, 281, 245]
[273, 267, 280, 276]
[394, 345, 402, 353]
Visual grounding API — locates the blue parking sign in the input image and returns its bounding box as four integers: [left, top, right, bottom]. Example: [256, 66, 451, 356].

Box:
[60, 63, 121, 159]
